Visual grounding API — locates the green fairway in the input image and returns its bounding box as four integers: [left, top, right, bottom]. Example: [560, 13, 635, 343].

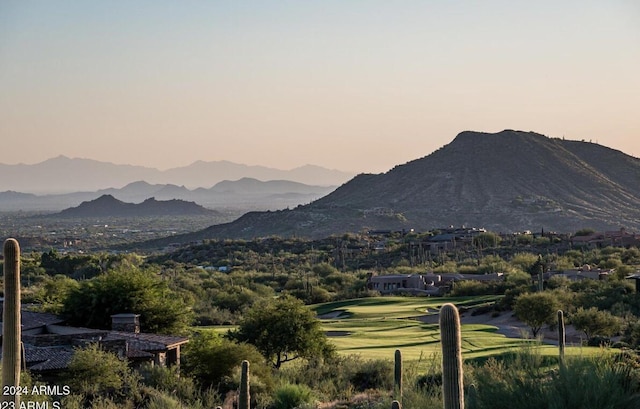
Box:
[312, 295, 499, 320]
[313, 296, 605, 362]
[197, 296, 607, 363]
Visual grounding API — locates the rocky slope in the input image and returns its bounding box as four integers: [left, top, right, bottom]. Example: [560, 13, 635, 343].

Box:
[142, 130, 640, 242]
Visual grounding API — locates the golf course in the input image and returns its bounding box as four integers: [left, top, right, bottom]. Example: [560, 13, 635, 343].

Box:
[312, 296, 605, 362]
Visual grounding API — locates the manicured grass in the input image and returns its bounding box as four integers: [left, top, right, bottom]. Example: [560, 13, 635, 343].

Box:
[196, 296, 607, 363]
[312, 295, 499, 320]
[322, 316, 530, 362]
[314, 296, 606, 362]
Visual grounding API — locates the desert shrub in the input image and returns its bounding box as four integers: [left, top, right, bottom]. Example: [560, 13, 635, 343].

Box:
[277, 355, 359, 401]
[433, 261, 459, 274]
[285, 286, 333, 304]
[613, 265, 636, 280]
[545, 354, 640, 409]
[321, 272, 355, 293]
[624, 319, 640, 348]
[277, 354, 397, 402]
[546, 290, 577, 317]
[570, 307, 622, 340]
[499, 284, 530, 309]
[273, 383, 315, 409]
[621, 247, 640, 264]
[457, 264, 480, 274]
[86, 396, 122, 409]
[212, 286, 260, 312]
[510, 252, 539, 272]
[546, 275, 572, 290]
[471, 348, 640, 409]
[64, 344, 141, 404]
[182, 332, 273, 394]
[139, 364, 202, 405]
[504, 270, 532, 287]
[471, 349, 548, 409]
[350, 359, 393, 391]
[144, 392, 184, 409]
[193, 304, 241, 325]
[450, 280, 490, 296]
[313, 263, 338, 278]
[308, 286, 333, 303]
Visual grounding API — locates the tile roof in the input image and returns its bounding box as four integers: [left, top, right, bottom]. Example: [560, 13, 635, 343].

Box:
[21, 310, 66, 330]
[0, 309, 66, 334]
[1, 308, 189, 373]
[104, 331, 189, 351]
[23, 346, 74, 372]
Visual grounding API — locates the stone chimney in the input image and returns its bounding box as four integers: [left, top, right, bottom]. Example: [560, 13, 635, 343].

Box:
[111, 313, 140, 333]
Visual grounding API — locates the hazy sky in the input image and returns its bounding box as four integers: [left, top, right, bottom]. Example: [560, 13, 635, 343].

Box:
[1, 1, 639, 173]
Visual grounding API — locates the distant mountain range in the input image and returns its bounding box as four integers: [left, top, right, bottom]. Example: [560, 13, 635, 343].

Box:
[140, 130, 640, 244]
[0, 157, 354, 194]
[57, 195, 217, 217]
[0, 178, 337, 212]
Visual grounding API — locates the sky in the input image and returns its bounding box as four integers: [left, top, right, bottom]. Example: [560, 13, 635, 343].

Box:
[1, 1, 639, 174]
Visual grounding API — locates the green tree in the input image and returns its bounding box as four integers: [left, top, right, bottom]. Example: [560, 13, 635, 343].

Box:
[34, 275, 80, 313]
[182, 332, 272, 393]
[473, 232, 502, 249]
[571, 307, 621, 340]
[516, 234, 534, 246]
[477, 255, 512, 274]
[62, 266, 192, 334]
[312, 263, 338, 278]
[230, 295, 335, 368]
[613, 265, 636, 280]
[574, 228, 596, 237]
[64, 344, 140, 403]
[505, 270, 532, 288]
[510, 252, 539, 273]
[514, 292, 559, 337]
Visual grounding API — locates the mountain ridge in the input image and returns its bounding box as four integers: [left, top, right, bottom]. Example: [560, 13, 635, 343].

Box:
[0, 158, 354, 194]
[139, 130, 640, 244]
[0, 179, 336, 212]
[57, 195, 218, 218]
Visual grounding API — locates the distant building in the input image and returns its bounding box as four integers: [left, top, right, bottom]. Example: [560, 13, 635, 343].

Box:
[366, 271, 503, 296]
[0, 305, 188, 376]
[571, 228, 640, 249]
[426, 227, 487, 251]
[543, 265, 612, 284]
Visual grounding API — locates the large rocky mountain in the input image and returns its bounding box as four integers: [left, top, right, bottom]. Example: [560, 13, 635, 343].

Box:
[152, 130, 640, 242]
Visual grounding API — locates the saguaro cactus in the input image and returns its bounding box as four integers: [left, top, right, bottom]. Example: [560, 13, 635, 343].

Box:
[466, 383, 477, 409]
[440, 303, 464, 409]
[536, 254, 544, 292]
[394, 349, 402, 401]
[557, 310, 565, 365]
[2, 238, 22, 405]
[239, 360, 250, 409]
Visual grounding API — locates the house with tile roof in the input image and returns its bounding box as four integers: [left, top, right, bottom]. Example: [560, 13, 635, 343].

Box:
[0, 303, 188, 376]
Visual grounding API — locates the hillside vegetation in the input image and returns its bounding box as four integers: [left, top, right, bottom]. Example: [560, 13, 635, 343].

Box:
[151, 130, 640, 242]
[5, 231, 640, 408]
